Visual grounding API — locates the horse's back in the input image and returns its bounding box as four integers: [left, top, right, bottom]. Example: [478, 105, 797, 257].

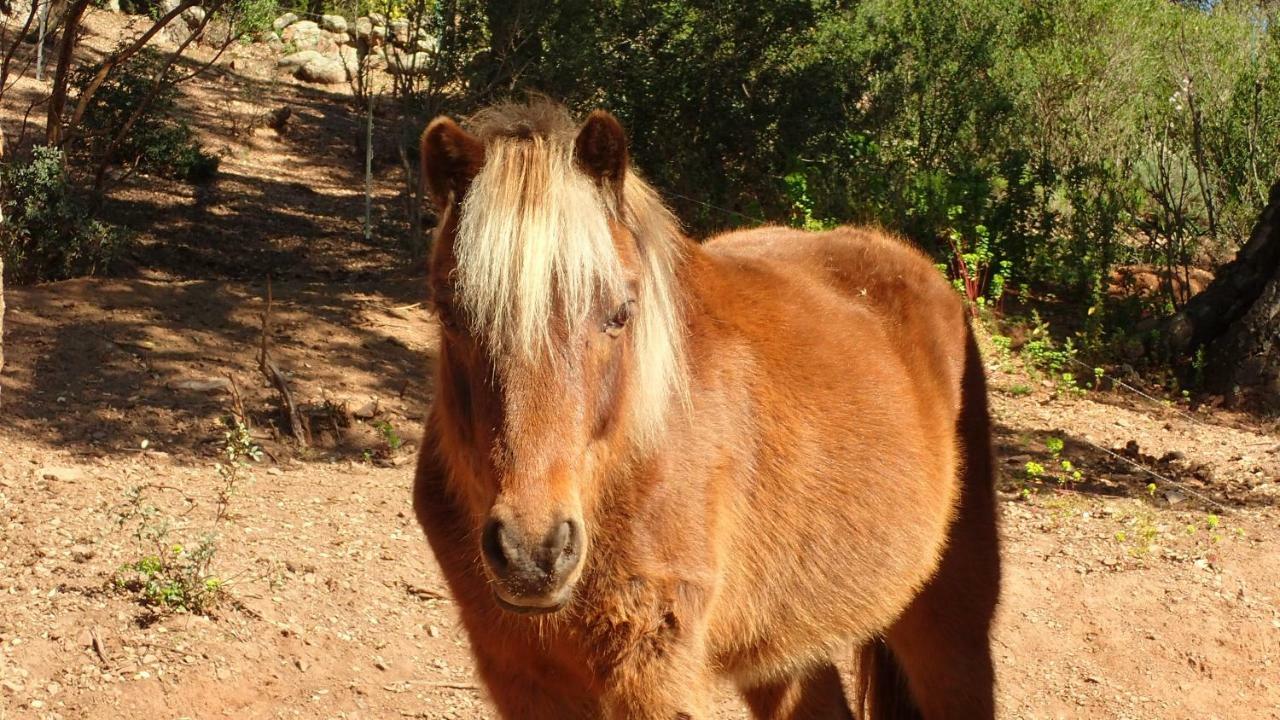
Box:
[703, 224, 968, 415]
[692, 225, 978, 679]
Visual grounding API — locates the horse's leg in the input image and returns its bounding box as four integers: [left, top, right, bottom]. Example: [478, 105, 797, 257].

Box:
[879, 331, 1001, 720]
[740, 660, 856, 720]
[597, 641, 715, 719]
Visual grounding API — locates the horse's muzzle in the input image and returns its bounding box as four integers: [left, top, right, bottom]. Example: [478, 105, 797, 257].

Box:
[481, 515, 584, 613]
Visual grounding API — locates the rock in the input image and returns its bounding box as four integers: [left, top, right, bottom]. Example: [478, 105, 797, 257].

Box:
[159, 0, 181, 15]
[337, 45, 359, 69]
[353, 16, 374, 38]
[254, 30, 278, 43]
[367, 12, 385, 25]
[387, 51, 432, 75]
[37, 466, 86, 483]
[70, 545, 96, 563]
[278, 50, 324, 69]
[321, 14, 347, 33]
[104, 0, 121, 11]
[282, 19, 320, 42]
[296, 57, 347, 85]
[182, 5, 205, 29]
[272, 12, 298, 31]
[170, 377, 231, 393]
[389, 18, 410, 45]
[353, 400, 379, 419]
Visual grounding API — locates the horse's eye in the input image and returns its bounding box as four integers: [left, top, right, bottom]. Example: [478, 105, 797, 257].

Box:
[603, 300, 634, 338]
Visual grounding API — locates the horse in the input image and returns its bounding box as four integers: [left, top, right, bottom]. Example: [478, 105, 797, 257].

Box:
[412, 99, 1001, 720]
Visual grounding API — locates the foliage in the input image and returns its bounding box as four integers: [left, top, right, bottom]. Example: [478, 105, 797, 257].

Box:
[0, 146, 125, 284]
[234, 0, 281, 34]
[68, 51, 220, 184]
[403, 0, 1280, 355]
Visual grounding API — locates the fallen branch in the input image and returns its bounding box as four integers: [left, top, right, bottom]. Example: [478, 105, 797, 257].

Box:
[258, 278, 307, 446]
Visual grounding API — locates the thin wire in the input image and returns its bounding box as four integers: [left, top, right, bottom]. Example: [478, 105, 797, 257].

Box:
[663, 190, 767, 226]
[1074, 437, 1230, 514]
[1069, 356, 1276, 446]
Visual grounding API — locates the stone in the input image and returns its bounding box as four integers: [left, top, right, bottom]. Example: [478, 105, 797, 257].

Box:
[282, 19, 320, 42]
[158, 0, 181, 15]
[367, 12, 385, 25]
[296, 57, 347, 85]
[320, 14, 347, 34]
[352, 400, 379, 419]
[37, 467, 86, 483]
[170, 377, 231, 393]
[182, 5, 205, 28]
[389, 18, 410, 46]
[386, 51, 432, 76]
[272, 12, 298, 31]
[278, 50, 324, 70]
[353, 16, 374, 39]
[254, 30, 278, 43]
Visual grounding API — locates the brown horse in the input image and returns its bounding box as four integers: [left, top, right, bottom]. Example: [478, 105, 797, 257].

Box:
[412, 100, 1001, 719]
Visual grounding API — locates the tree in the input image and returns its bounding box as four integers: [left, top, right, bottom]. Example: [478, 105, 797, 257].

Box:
[1163, 179, 1280, 404]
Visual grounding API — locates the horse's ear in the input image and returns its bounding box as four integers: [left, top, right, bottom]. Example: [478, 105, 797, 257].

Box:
[420, 117, 485, 208]
[574, 110, 628, 196]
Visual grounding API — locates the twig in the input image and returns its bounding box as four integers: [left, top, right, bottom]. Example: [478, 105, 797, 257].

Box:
[225, 372, 246, 426]
[90, 627, 109, 664]
[258, 278, 307, 446]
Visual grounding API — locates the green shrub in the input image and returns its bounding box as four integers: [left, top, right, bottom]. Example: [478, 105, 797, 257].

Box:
[234, 0, 280, 35]
[1, 146, 126, 284]
[69, 51, 220, 184]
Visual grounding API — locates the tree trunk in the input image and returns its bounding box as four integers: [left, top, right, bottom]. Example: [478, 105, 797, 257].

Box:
[1162, 179, 1280, 404]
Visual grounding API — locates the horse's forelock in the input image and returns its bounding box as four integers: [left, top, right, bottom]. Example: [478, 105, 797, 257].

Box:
[449, 103, 689, 445]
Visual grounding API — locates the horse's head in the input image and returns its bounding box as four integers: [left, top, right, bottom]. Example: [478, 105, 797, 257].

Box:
[420, 102, 685, 614]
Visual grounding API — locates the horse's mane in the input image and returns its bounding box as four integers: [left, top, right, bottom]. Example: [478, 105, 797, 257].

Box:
[453, 99, 689, 442]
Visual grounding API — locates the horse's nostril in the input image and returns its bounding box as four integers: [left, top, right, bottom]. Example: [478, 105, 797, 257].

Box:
[481, 518, 511, 576]
[542, 519, 581, 576]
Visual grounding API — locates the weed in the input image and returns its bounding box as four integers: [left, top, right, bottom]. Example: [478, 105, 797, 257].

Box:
[113, 417, 260, 614]
[372, 419, 403, 454]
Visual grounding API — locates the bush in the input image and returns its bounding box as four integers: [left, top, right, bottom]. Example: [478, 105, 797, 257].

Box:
[234, 0, 280, 35]
[1, 146, 126, 284]
[69, 51, 220, 184]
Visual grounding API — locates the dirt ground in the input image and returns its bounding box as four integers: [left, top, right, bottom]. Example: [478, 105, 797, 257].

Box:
[3, 9, 1280, 720]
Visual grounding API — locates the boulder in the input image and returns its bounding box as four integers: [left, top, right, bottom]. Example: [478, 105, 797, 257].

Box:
[272, 12, 298, 31]
[278, 49, 324, 70]
[158, 0, 181, 15]
[367, 12, 385, 25]
[387, 51, 431, 75]
[389, 18, 410, 46]
[182, 5, 205, 29]
[297, 57, 347, 85]
[320, 14, 347, 34]
[353, 16, 374, 38]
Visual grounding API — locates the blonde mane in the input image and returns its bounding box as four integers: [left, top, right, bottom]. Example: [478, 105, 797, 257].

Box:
[451, 101, 689, 441]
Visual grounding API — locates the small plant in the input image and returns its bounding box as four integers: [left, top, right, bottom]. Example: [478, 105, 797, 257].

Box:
[112, 417, 260, 614]
[941, 206, 1011, 316]
[1006, 383, 1032, 397]
[1024, 460, 1045, 479]
[371, 419, 403, 457]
